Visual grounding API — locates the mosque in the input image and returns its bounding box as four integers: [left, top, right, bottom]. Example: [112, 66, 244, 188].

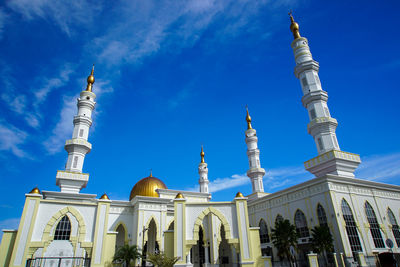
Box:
[1, 14, 400, 267]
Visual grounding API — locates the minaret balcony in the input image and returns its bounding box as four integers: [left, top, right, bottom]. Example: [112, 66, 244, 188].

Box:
[304, 150, 361, 178]
[64, 138, 92, 153]
[294, 60, 319, 78]
[73, 115, 92, 126]
[247, 167, 266, 178]
[301, 90, 328, 108]
[307, 117, 338, 135]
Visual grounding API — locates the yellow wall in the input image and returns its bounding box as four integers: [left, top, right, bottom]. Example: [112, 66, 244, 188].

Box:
[249, 228, 263, 267]
[164, 231, 174, 258]
[103, 233, 117, 267]
[0, 230, 18, 267]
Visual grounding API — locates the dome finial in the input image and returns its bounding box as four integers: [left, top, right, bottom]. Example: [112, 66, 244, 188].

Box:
[200, 145, 205, 163]
[86, 64, 95, 92]
[289, 11, 301, 40]
[246, 105, 252, 130]
[149, 169, 153, 177]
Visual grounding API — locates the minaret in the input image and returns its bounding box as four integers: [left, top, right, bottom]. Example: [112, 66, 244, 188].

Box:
[245, 108, 265, 194]
[198, 146, 209, 193]
[289, 13, 360, 178]
[56, 66, 97, 193]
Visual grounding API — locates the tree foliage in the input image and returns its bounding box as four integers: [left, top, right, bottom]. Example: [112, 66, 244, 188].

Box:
[310, 225, 334, 254]
[113, 244, 141, 267]
[271, 219, 298, 263]
[146, 252, 180, 267]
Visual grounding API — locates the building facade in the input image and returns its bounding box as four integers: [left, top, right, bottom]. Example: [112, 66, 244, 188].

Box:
[1, 15, 400, 267]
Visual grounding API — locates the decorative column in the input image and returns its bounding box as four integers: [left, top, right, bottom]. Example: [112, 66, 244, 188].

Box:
[56, 66, 96, 193]
[174, 193, 187, 266]
[91, 194, 111, 267]
[245, 108, 266, 194]
[289, 13, 361, 178]
[198, 146, 209, 193]
[234, 192, 253, 265]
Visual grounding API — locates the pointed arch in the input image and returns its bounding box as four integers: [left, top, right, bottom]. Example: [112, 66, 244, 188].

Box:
[388, 208, 400, 247]
[364, 201, 385, 248]
[54, 215, 71, 240]
[167, 220, 174, 231]
[316, 203, 328, 227]
[258, 218, 270, 244]
[42, 206, 86, 243]
[145, 215, 161, 240]
[341, 198, 362, 257]
[294, 209, 309, 237]
[114, 221, 129, 246]
[275, 214, 283, 225]
[192, 207, 234, 244]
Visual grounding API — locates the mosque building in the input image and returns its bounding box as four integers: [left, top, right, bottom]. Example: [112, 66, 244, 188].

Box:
[1, 14, 400, 267]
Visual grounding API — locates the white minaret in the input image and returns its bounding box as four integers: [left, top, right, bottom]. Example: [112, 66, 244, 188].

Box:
[56, 66, 97, 193]
[245, 108, 265, 194]
[289, 13, 360, 178]
[198, 146, 209, 193]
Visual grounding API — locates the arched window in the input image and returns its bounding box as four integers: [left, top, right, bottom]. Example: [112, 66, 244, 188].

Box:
[365, 202, 385, 248]
[54, 216, 71, 240]
[168, 221, 174, 231]
[116, 224, 126, 249]
[275, 214, 283, 224]
[341, 199, 362, 255]
[317, 204, 328, 227]
[259, 220, 270, 243]
[388, 208, 400, 247]
[294, 210, 309, 237]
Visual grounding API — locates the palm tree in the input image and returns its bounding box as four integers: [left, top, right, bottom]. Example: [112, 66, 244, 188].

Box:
[146, 252, 179, 267]
[271, 219, 298, 265]
[113, 244, 141, 267]
[310, 225, 334, 266]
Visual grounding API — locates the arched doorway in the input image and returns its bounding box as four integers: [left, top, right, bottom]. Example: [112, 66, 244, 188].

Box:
[142, 219, 159, 266]
[115, 224, 126, 250]
[218, 225, 232, 266]
[192, 226, 206, 267]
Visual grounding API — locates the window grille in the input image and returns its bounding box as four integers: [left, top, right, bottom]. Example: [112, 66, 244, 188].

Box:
[388, 208, 400, 247]
[294, 210, 310, 238]
[259, 220, 270, 243]
[54, 216, 71, 240]
[317, 204, 328, 227]
[310, 109, 316, 120]
[341, 199, 362, 256]
[73, 156, 78, 168]
[364, 202, 385, 248]
[318, 138, 324, 151]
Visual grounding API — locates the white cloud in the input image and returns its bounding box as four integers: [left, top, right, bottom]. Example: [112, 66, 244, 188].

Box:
[43, 95, 76, 154]
[7, 0, 100, 36]
[355, 152, 400, 182]
[0, 122, 29, 158]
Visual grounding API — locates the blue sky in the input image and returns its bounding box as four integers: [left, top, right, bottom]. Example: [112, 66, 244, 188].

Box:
[0, 0, 399, 234]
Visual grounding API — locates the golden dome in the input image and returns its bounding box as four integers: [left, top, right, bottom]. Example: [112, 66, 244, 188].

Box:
[246, 106, 252, 130]
[29, 187, 41, 194]
[175, 193, 184, 199]
[289, 12, 301, 39]
[200, 145, 205, 163]
[129, 175, 167, 200]
[235, 192, 244, 198]
[86, 65, 95, 92]
[100, 193, 110, 200]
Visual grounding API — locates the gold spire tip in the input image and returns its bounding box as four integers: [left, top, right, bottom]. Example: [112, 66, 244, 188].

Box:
[149, 169, 153, 177]
[246, 105, 252, 130]
[86, 64, 95, 92]
[288, 11, 301, 40]
[200, 145, 205, 163]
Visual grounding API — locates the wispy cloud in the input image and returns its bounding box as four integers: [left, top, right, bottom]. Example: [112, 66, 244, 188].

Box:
[0, 217, 20, 240]
[43, 95, 76, 154]
[355, 152, 400, 183]
[0, 122, 30, 158]
[186, 164, 310, 193]
[7, 0, 100, 36]
[0, 8, 7, 39]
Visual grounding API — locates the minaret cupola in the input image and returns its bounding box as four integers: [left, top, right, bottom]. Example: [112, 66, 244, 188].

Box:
[198, 145, 209, 193]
